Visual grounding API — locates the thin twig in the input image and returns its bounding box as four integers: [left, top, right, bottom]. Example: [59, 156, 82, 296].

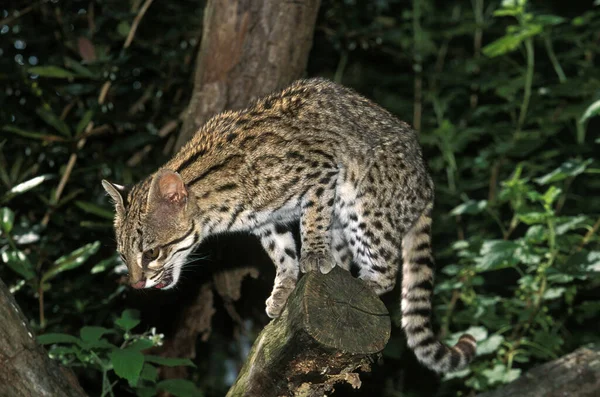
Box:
[577, 216, 600, 252]
[124, 0, 155, 50]
[0, 2, 41, 26]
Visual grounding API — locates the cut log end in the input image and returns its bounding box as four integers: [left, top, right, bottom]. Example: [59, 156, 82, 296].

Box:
[227, 266, 391, 397]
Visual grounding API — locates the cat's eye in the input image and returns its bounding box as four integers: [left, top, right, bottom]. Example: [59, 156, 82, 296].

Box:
[144, 248, 160, 261]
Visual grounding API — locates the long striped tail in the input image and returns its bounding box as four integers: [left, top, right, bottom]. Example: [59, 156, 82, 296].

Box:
[401, 204, 476, 373]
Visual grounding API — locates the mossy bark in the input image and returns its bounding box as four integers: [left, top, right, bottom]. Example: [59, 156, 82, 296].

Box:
[0, 278, 87, 397]
[476, 345, 600, 397]
[227, 267, 391, 397]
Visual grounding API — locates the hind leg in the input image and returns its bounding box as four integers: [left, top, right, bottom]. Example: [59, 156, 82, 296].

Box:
[331, 217, 352, 271]
[335, 183, 407, 294]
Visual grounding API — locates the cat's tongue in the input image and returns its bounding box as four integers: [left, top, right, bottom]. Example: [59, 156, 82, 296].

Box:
[154, 282, 167, 289]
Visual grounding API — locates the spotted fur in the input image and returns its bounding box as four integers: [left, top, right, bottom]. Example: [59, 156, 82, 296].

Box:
[103, 78, 476, 373]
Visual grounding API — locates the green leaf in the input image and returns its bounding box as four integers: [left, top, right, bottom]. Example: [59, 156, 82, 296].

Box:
[64, 57, 99, 79]
[450, 200, 487, 216]
[2, 125, 65, 142]
[525, 225, 546, 243]
[145, 355, 196, 367]
[534, 158, 593, 185]
[476, 240, 519, 271]
[115, 309, 141, 332]
[37, 333, 80, 345]
[482, 364, 521, 385]
[556, 215, 588, 235]
[28, 65, 76, 79]
[75, 201, 114, 219]
[477, 335, 505, 356]
[517, 211, 548, 225]
[117, 21, 131, 37]
[42, 241, 100, 283]
[75, 110, 94, 135]
[80, 326, 110, 343]
[1, 250, 36, 280]
[580, 99, 600, 124]
[534, 14, 566, 26]
[91, 256, 118, 274]
[483, 35, 524, 57]
[1, 207, 15, 234]
[140, 363, 159, 382]
[35, 107, 71, 137]
[157, 379, 203, 397]
[109, 347, 145, 386]
[543, 287, 566, 300]
[584, 251, 600, 272]
[128, 339, 154, 351]
[5, 175, 53, 197]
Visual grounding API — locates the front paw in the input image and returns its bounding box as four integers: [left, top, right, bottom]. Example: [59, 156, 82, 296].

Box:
[265, 277, 296, 318]
[300, 252, 335, 274]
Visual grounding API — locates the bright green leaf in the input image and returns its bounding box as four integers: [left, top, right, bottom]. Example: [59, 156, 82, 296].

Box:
[109, 347, 145, 386]
[450, 200, 487, 216]
[534, 14, 566, 25]
[477, 335, 505, 356]
[1, 207, 15, 234]
[42, 241, 101, 283]
[483, 35, 524, 57]
[6, 175, 53, 196]
[476, 240, 519, 271]
[482, 364, 521, 385]
[115, 309, 141, 332]
[580, 99, 600, 124]
[28, 65, 76, 79]
[2, 250, 36, 280]
[517, 212, 548, 225]
[91, 256, 118, 274]
[584, 251, 600, 272]
[525, 225, 546, 243]
[543, 287, 566, 300]
[534, 158, 593, 185]
[556, 215, 588, 235]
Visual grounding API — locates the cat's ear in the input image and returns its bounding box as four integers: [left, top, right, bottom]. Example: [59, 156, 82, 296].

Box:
[149, 169, 188, 208]
[102, 180, 128, 214]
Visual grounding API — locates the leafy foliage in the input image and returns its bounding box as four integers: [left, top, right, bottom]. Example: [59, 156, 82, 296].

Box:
[1, 0, 599, 396]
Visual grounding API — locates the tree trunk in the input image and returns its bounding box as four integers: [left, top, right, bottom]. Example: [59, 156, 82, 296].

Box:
[157, 0, 322, 386]
[226, 267, 391, 396]
[0, 278, 87, 397]
[476, 345, 600, 397]
[175, 0, 321, 150]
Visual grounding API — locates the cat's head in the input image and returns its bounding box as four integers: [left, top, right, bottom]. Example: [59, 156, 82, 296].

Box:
[102, 170, 199, 290]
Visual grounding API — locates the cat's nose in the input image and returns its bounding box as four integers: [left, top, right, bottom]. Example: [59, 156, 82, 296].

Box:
[131, 278, 146, 289]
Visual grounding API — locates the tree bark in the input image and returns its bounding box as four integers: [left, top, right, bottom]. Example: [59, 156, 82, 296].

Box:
[476, 345, 600, 397]
[0, 278, 87, 397]
[226, 267, 391, 397]
[175, 0, 321, 150]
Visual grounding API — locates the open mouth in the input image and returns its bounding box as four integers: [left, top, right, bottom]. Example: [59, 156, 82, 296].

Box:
[154, 269, 173, 289]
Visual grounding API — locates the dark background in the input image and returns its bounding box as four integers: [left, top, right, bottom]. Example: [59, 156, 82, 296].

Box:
[1, 0, 599, 396]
